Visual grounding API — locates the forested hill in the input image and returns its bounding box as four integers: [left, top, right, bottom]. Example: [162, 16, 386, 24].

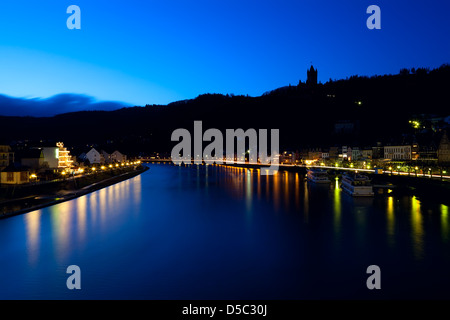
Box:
[1, 64, 449, 155]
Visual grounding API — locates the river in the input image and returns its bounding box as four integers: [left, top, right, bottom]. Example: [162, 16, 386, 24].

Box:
[0, 163, 449, 299]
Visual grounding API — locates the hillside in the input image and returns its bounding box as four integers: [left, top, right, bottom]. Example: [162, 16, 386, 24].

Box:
[1, 64, 449, 155]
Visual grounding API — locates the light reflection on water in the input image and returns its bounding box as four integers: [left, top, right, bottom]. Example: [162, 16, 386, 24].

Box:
[1, 165, 450, 299]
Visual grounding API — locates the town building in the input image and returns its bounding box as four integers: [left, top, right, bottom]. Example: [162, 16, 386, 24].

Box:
[372, 143, 384, 159]
[361, 148, 373, 160]
[328, 147, 339, 159]
[351, 147, 361, 161]
[19, 149, 44, 169]
[85, 148, 103, 164]
[40, 142, 73, 169]
[0, 145, 14, 169]
[384, 145, 412, 161]
[111, 150, 127, 163]
[438, 131, 450, 164]
[0, 165, 30, 185]
[56, 142, 73, 168]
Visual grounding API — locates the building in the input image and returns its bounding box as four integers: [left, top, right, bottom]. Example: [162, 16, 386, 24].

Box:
[342, 146, 352, 160]
[328, 147, 339, 159]
[438, 131, 450, 164]
[85, 148, 103, 164]
[41, 146, 59, 168]
[307, 148, 322, 160]
[384, 145, 412, 161]
[306, 65, 318, 86]
[0, 145, 14, 169]
[361, 148, 373, 160]
[40, 142, 73, 169]
[111, 150, 127, 163]
[280, 151, 294, 164]
[101, 150, 112, 164]
[351, 147, 361, 161]
[0, 165, 30, 185]
[411, 143, 419, 160]
[56, 142, 73, 168]
[19, 149, 44, 169]
[372, 143, 384, 159]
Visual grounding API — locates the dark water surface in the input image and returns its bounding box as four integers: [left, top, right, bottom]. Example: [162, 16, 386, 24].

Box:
[1, 163, 449, 299]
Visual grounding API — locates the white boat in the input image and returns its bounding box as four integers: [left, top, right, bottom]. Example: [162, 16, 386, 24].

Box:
[340, 172, 374, 197]
[307, 168, 331, 183]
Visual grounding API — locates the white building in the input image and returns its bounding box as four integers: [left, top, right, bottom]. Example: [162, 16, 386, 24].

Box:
[86, 148, 103, 164]
[384, 145, 412, 160]
[41, 142, 73, 169]
[351, 147, 361, 161]
[342, 146, 352, 160]
[111, 150, 127, 163]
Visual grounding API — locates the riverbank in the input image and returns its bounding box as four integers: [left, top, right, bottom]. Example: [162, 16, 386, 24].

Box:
[0, 165, 149, 219]
[221, 162, 450, 206]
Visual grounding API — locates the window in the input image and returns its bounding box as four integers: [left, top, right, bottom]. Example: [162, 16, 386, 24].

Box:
[7, 172, 14, 182]
[20, 172, 28, 182]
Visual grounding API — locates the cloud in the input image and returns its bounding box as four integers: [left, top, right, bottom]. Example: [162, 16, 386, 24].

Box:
[0, 93, 132, 117]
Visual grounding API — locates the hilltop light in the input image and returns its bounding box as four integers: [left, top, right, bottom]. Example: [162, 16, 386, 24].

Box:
[410, 120, 421, 129]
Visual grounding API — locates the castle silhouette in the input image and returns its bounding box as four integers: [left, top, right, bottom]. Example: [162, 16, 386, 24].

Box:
[306, 65, 318, 86]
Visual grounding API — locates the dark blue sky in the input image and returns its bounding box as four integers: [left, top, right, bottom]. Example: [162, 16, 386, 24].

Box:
[0, 0, 449, 111]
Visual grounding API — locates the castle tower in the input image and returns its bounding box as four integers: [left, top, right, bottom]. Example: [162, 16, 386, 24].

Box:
[306, 65, 318, 86]
[438, 130, 450, 164]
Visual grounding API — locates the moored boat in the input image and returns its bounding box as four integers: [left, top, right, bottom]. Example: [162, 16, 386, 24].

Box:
[307, 168, 331, 183]
[340, 172, 374, 196]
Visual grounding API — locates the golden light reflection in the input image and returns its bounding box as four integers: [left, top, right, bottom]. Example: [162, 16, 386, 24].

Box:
[50, 201, 73, 261]
[132, 175, 142, 206]
[257, 170, 261, 199]
[411, 196, 424, 260]
[77, 195, 87, 243]
[90, 192, 98, 226]
[284, 171, 289, 210]
[295, 173, 300, 210]
[304, 181, 309, 222]
[387, 196, 395, 247]
[441, 204, 449, 242]
[273, 171, 280, 211]
[333, 179, 341, 234]
[245, 168, 253, 214]
[25, 210, 41, 265]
